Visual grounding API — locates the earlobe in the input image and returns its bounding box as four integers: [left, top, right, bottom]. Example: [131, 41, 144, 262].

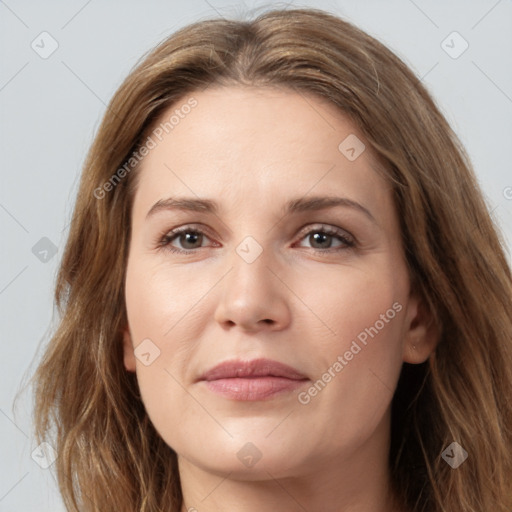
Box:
[122, 326, 137, 372]
[402, 293, 439, 364]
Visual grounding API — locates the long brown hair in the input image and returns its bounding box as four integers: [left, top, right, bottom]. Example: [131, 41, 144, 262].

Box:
[29, 7, 512, 511]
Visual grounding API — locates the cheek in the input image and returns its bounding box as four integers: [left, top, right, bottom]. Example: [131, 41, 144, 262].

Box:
[292, 262, 403, 349]
[124, 256, 209, 341]
[123, 257, 213, 442]
[292, 267, 405, 443]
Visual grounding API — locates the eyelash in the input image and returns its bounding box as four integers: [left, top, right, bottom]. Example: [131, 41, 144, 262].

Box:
[155, 224, 356, 255]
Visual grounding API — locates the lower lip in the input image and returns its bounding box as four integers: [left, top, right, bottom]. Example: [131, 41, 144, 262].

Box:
[203, 377, 309, 401]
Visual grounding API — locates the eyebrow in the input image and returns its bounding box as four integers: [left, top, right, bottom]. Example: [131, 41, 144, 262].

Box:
[146, 195, 376, 223]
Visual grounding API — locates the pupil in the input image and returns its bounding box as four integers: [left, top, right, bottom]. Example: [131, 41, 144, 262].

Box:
[183, 232, 200, 248]
[312, 232, 330, 248]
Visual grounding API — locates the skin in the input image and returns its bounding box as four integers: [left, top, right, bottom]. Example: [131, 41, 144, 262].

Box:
[122, 85, 438, 512]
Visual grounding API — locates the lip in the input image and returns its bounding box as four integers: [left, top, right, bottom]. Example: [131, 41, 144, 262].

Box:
[198, 358, 309, 401]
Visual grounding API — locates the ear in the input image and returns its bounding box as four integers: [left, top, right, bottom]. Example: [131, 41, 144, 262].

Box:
[402, 292, 440, 364]
[122, 325, 137, 372]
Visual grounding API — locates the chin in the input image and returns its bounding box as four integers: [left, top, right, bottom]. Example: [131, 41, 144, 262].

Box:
[177, 434, 313, 480]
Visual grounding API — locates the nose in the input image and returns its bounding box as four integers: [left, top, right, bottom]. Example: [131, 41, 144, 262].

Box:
[213, 243, 292, 333]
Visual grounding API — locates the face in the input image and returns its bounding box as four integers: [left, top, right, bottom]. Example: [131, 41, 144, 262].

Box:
[122, 85, 435, 481]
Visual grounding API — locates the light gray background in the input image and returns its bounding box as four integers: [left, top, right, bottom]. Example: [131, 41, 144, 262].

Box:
[1, 0, 511, 510]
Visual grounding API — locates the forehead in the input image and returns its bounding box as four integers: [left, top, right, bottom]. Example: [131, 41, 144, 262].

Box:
[132, 85, 391, 216]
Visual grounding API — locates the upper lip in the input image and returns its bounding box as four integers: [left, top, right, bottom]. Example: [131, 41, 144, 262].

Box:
[199, 358, 308, 381]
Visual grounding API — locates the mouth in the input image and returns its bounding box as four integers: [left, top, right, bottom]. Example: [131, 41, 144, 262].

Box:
[197, 358, 310, 401]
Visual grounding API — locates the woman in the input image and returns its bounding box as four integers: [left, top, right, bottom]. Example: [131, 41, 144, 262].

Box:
[32, 7, 512, 512]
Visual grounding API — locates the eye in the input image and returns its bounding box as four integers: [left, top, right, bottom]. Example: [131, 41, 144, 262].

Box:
[156, 223, 355, 255]
[294, 225, 355, 253]
[157, 226, 214, 253]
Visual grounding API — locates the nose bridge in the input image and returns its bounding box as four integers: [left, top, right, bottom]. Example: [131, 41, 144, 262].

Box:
[228, 233, 275, 301]
[213, 231, 291, 330]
